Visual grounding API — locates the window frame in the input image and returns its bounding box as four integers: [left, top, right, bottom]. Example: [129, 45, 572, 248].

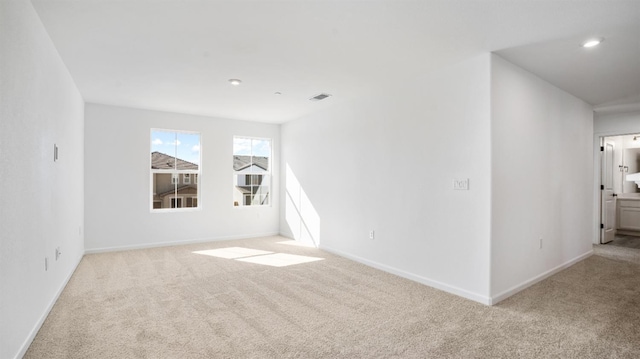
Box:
[150, 129, 202, 212]
[233, 136, 272, 208]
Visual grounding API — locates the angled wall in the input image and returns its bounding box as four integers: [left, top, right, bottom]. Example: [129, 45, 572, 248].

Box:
[0, 1, 85, 358]
[280, 53, 595, 305]
[490, 54, 594, 302]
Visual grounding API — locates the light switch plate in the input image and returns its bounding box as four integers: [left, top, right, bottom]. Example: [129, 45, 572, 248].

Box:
[453, 179, 469, 190]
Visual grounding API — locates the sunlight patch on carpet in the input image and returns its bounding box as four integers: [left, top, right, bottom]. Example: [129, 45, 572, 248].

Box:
[193, 247, 273, 259]
[235, 253, 324, 267]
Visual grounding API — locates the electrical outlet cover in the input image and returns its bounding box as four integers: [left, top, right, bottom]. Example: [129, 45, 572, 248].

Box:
[453, 179, 469, 190]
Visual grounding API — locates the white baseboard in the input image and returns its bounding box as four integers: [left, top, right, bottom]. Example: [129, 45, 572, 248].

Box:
[489, 249, 594, 305]
[14, 251, 84, 359]
[278, 229, 294, 241]
[84, 232, 281, 254]
[320, 245, 493, 305]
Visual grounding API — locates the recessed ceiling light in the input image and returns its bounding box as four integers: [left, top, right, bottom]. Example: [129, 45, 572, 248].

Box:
[228, 79, 242, 86]
[582, 38, 603, 48]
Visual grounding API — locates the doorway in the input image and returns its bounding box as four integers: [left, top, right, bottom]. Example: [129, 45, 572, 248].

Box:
[599, 133, 640, 245]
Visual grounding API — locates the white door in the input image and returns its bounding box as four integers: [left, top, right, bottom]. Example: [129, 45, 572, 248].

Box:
[601, 140, 616, 244]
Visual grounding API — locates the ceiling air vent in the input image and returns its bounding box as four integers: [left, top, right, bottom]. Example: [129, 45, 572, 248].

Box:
[309, 93, 332, 101]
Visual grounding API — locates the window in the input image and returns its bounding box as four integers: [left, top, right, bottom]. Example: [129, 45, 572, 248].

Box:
[233, 137, 271, 207]
[151, 129, 201, 210]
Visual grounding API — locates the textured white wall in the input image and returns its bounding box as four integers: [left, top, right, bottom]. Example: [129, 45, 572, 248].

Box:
[280, 54, 493, 303]
[84, 104, 280, 252]
[0, 1, 85, 358]
[490, 54, 594, 301]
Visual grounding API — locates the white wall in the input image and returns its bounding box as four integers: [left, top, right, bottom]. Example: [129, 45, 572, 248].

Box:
[594, 110, 640, 135]
[84, 104, 280, 252]
[281, 54, 493, 303]
[490, 54, 594, 301]
[0, 1, 85, 358]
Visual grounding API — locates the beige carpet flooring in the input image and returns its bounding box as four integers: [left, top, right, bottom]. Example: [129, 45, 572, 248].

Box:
[25, 236, 640, 358]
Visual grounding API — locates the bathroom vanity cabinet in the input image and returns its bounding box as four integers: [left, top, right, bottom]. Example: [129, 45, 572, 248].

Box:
[617, 197, 640, 236]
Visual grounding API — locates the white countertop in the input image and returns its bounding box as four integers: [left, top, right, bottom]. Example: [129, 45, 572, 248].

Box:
[627, 172, 640, 181]
[618, 195, 640, 201]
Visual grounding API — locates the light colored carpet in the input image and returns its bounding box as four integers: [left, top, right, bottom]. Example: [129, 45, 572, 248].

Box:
[25, 236, 640, 358]
[594, 241, 640, 263]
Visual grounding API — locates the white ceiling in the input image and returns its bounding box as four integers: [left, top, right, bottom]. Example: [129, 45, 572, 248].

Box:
[31, 0, 640, 123]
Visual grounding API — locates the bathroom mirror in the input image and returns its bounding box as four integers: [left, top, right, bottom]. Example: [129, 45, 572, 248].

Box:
[623, 138, 640, 194]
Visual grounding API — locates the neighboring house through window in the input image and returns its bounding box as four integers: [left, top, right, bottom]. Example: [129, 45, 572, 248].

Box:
[233, 136, 271, 206]
[151, 129, 201, 210]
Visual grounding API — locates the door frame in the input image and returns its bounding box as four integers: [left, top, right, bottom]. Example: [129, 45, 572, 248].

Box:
[593, 131, 640, 244]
